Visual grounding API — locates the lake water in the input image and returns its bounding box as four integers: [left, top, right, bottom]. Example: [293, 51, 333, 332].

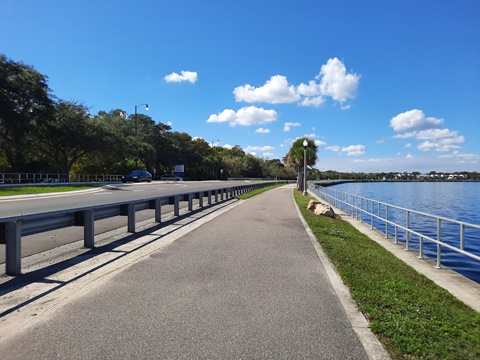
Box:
[324, 182, 480, 283]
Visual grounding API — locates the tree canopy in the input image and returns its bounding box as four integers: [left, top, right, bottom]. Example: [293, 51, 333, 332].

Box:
[0, 54, 299, 180]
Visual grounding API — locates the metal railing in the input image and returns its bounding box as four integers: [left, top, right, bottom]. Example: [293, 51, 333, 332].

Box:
[0, 173, 123, 184]
[1, 182, 279, 276]
[310, 183, 480, 272]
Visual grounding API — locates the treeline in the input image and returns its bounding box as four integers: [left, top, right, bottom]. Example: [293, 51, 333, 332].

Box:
[0, 54, 298, 180]
[312, 170, 480, 181]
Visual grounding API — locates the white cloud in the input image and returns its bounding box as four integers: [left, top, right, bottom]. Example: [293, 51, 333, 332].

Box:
[326, 145, 341, 152]
[233, 58, 359, 108]
[416, 128, 463, 141]
[314, 140, 327, 147]
[164, 70, 198, 83]
[255, 128, 271, 134]
[417, 139, 463, 152]
[244, 145, 275, 156]
[342, 144, 366, 156]
[296, 80, 320, 96]
[405, 143, 412, 148]
[390, 109, 443, 132]
[300, 96, 324, 107]
[223, 144, 233, 149]
[206, 106, 278, 126]
[390, 109, 466, 154]
[283, 122, 301, 131]
[317, 57, 360, 102]
[233, 75, 300, 104]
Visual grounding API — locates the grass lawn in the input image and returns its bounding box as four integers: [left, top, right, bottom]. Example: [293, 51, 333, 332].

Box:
[294, 190, 480, 360]
[0, 185, 103, 196]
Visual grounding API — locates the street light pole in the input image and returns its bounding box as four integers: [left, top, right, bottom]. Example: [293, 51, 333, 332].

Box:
[134, 103, 148, 168]
[211, 139, 219, 179]
[303, 139, 308, 196]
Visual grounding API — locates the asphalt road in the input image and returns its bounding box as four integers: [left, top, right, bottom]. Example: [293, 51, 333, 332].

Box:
[0, 181, 267, 265]
[0, 180, 258, 217]
[0, 185, 373, 359]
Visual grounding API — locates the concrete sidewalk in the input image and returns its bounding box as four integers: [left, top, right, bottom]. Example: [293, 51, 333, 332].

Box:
[0, 185, 388, 359]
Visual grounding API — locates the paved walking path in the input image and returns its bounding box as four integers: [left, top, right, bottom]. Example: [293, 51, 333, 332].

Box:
[0, 185, 388, 359]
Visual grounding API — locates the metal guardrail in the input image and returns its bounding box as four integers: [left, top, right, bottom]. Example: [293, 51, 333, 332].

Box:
[310, 183, 480, 270]
[1, 182, 279, 276]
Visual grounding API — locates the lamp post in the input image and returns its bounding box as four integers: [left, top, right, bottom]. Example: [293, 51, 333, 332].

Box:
[211, 139, 219, 179]
[134, 103, 148, 168]
[303, 139, 308, 196]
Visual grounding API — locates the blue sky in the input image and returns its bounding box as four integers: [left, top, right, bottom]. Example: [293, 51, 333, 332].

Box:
[1, 0, 479, 173]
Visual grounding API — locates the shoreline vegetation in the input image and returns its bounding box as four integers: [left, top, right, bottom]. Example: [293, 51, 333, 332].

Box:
[293, 189, 480, 359]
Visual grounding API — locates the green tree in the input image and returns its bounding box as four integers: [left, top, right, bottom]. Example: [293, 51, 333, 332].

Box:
[286, 138, 318, 191]
[35, 100, 106, 174]
[76, 109, 134, 174]
[0, 54, 54, 171]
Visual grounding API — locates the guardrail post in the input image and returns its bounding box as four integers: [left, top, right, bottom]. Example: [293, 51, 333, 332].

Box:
[155, 199, 162, 223]
[188, 193, 193, 211]
[84, 209, 95, 248]
[128, 203, 135, 232]
[198, 192, 204, 208]
[174, 196, 180, 216]
[208, 191, 212, 205]
[215, 190, 218, 203]
[6, 220, 21, 275]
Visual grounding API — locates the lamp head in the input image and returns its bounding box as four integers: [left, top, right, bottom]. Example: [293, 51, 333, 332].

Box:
[145, 104, 149, 110]
[303, 139, 308, 147]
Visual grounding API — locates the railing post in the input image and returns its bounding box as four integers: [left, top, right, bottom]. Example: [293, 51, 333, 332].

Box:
[460, 223, 465, 250]
[405, 210, 410, 251]
[385, 205, 389, 238]
[418, 236, 424, 259]
[360, 198, 363, 223]
[208, 191, 212, 205]
[435, 218, 442, 268]
[370, 200, 374, 229]
[6, 220, 22, 275]
[198, 192, 204, 208]
[84, 209, 95, 248]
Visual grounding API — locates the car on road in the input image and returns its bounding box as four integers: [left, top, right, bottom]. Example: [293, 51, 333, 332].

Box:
[122, 170, 152, 183]
[160, 174, 183, 181]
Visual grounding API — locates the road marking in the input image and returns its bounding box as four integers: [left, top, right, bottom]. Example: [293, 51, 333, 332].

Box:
[0, 188, 109, 202]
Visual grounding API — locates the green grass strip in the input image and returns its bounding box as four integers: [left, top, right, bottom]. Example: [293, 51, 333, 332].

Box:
[0, 185, 103, 196]
[294, 190, 480, 360]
